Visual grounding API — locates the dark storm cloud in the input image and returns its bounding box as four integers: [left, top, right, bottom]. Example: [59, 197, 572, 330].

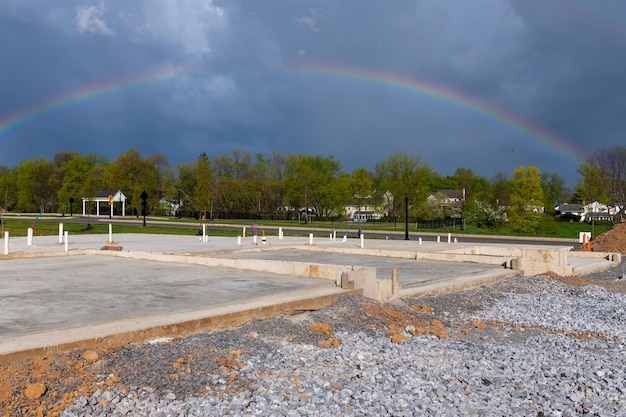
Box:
[1, 0, 626, 185]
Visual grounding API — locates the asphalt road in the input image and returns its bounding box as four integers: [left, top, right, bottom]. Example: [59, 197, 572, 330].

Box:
[36, 216, 578, 246]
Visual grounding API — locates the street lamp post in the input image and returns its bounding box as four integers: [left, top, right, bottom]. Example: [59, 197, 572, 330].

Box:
[404, 196, 409, 240]
[141, 191, 148, 227]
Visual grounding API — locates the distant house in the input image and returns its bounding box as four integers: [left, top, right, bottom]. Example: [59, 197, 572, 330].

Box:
[555, 203, 583, 214]
[555, 203, 584, 221]
[351, 210, 382, 222]
[82, 189, 127, 216]
[555, 201, 621, 222]
[582, 201, 620, 222]
[159, 198, 182, 217]
[344, 198, 381, 222]
[344, 191, 390, 221]
[426, 189, 466, 215]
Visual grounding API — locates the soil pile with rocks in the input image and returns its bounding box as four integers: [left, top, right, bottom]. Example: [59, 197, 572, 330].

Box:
[2, 261, 626, 416]
[590, 219, 626, 254]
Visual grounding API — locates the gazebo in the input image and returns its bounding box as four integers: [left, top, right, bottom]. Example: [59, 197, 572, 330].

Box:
[82, 190, 127, 216]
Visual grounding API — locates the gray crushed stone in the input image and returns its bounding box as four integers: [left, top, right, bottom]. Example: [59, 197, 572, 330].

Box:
[59, 261, 626, 416]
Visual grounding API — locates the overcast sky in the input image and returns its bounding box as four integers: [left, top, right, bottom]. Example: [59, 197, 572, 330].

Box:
[1, 1, 625, 186]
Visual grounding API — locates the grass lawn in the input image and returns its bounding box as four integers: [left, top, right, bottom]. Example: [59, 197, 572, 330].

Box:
[0, 218, 240, 238]
[428, 221, 612, 239]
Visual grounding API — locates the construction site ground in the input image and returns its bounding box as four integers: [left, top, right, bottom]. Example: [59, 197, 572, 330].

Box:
[0, 230, 616, 362]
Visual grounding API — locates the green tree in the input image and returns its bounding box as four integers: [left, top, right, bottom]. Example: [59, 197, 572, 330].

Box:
[316, 171, 349, 219]
[194, 153, 212, 219]
[82, 162, 110, 215]
[575, 160, 608, 206]
[428, 175, 457, 193]
[107, 149, 160, 215]
[145, 152, 171, 212]
[210, 150, 257, 216]
[107, 149, 141, 213]
[453, 168, 491, 201]
[0, 165, 17, 212]
[250, 152, 286, 215]
[584, 145, 626, 219]
[490, 171, 511, 208]
[374, 153, 432, 223]
[284, 154, 345, 221]
[420, 191, 453, 220]
[172, 162, 197, 216]
[348, 167, 374, 218]
[56, 153, 104, 215]
[209, 154, 232, 215]
[135, 153, 170, 215]
[15, 158, 56, 212]
[462, 198, 504, 229]
[540, 172, 566, 215]
[509, 166, 544, 233]
[50, 151, 80, 211]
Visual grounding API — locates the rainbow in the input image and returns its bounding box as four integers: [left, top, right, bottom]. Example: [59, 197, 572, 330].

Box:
[0, 65, 192, 140]
[288, 63, 588, 164]
[1, 61, 590, 165]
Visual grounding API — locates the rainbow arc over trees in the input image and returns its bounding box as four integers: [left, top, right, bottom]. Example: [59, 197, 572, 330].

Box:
[0, 65, 189, 141]
[1, 62, 589, 166]
[290, 63, 588, 164]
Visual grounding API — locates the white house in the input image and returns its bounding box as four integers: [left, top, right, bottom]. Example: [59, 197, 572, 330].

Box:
[555, 203, 583, 215]
[555, 201, 621, 222]
[582, 201, 620, 222]
[82, 189, 127, 216]
[344, 191, 390, 221]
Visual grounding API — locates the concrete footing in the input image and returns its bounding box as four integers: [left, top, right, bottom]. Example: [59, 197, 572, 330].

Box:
[0, 287, 349, 364]
[301, 244, 621, 279]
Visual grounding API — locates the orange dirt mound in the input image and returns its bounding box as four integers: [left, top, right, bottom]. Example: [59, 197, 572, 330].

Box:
[590, 220, 626, 255]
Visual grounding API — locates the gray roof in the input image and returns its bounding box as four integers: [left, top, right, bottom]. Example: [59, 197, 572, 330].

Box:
[436, 189, 465, 200]
[96, 189, 122, 198]
[557, 204, 582, 212]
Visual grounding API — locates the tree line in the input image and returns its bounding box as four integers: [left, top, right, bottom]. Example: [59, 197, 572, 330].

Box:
[0, 145, 624, 232]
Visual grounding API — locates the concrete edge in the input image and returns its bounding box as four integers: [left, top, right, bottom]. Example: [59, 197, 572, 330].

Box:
[0, 251, 73, 260]
[571, 260, 621, 276]
[569, 251, 622, 261]
[0, 286, 353, 364]
[400, 270, 519, 298]
[277, 244, 516, 267]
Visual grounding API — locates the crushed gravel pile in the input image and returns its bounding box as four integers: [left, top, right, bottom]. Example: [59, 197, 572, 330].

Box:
[2, 263, 626, 416]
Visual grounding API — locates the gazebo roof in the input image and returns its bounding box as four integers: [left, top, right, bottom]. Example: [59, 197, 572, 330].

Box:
[84, 189, 127, 201]
[96, 189, 121, 198]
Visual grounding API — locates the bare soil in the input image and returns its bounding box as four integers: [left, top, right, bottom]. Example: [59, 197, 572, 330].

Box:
[590, 219, 626, 254]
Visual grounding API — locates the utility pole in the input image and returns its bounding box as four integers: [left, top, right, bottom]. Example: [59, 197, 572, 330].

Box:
[141, 191, 148, 227]
[404, 196, 409, 240]
[1, 189, 7, 236]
